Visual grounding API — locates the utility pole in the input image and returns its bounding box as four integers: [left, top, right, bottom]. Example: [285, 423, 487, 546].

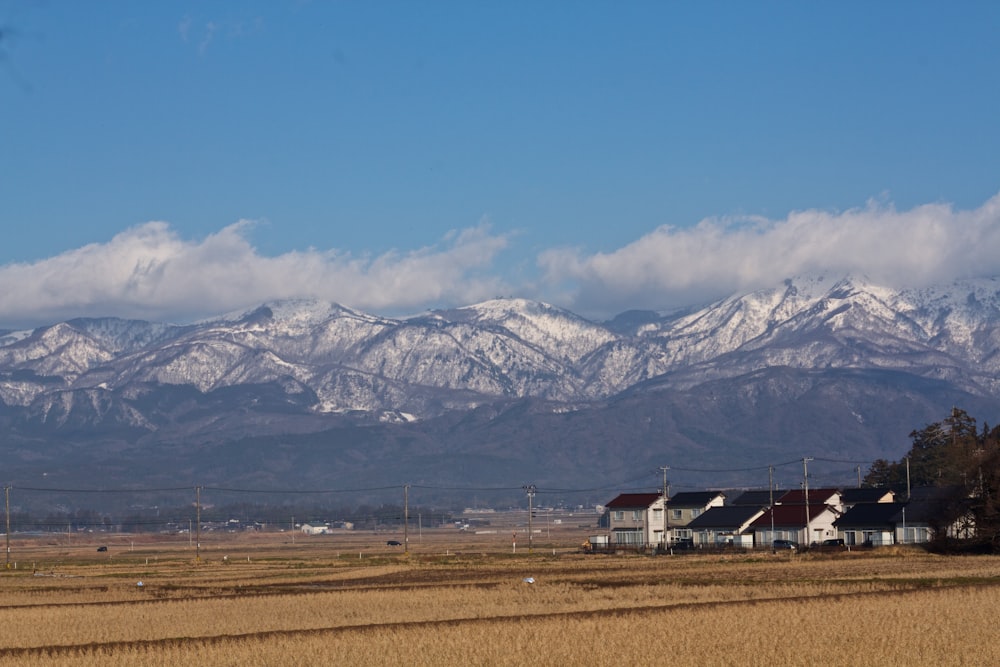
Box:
[660, 466, 670, 549]
[195, 486, 202, 562]
[802, 457, 813, 546]
[522, 485, 536, 553]
[403, 484, 410, 554]
[856, 465, 862, 488]
[905, 456, 911, 501]
[5, 486, 10, 569]
[768, 466, 775, 550]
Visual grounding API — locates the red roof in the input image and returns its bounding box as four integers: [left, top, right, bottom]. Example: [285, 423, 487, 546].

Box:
[749, 504, 834, 529]
[606, 493, 662, 509]
[778, 488, 840, 505]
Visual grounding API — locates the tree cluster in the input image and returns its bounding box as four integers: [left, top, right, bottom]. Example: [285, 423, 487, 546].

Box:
[864, 407, 1000, 542]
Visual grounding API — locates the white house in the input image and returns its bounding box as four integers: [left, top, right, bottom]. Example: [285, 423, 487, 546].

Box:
[605, 493, 666, 547]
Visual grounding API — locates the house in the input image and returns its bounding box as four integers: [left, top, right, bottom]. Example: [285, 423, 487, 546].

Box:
[834, 502, 908, 546]
[830, 486, 976, 546]
[899, 486, 975, 542]
[686, 505, 765, 547]
[749, 503, 840, 546]
[605, 493, 665, 547]
[665, 491, 726, 543]
[299, 523, 330, 536]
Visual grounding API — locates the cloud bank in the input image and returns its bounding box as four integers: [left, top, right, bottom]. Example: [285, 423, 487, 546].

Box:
[0, 221, 511, 328]
[1, 193, 998, 328]
[541, 192, 1000, 315]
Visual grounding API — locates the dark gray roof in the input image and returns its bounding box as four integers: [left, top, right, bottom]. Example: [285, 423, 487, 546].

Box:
[729, 490, 786, 507]
[834, 502, 906, 529]
[906, 485, 968, 502]
[841, 488, 895, 504]
[687, 505, 764, 529]
[606, 493, 661, 509]
[668, 491, 725, 508]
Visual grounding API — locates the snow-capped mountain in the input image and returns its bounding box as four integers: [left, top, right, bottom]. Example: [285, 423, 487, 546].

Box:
[2, 275, 1000, 492]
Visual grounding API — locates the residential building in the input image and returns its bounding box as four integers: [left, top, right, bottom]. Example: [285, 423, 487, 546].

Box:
[686, 505, 765, 547]
[665, 491, 726, 543]
[900, 486, 975, 541]
[834, 502, 908, 546]
[605, 493, 665, 547]
[749, 503, 840, 546]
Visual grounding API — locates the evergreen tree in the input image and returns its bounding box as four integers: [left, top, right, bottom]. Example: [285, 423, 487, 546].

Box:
[864, 408, 1000, 545]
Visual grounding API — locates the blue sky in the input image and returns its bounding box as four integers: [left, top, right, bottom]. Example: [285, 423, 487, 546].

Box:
[1, 1, 999, 328]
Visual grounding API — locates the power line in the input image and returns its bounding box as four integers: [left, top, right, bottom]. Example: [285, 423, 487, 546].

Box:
[204, 484, 401, 494]
[4, 457, 882, 498]
[15, 485, 193, 494]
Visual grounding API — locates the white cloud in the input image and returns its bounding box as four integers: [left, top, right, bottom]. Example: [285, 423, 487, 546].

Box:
[538, 192, 1000, 316]
[0, 220, 511, 328]
[2, 193, 999, 328]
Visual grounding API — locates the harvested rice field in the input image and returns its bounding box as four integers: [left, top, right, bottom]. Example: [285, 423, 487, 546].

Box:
[1, 528, 998, 666]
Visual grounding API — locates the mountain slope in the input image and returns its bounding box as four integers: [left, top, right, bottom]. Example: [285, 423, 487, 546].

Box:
[1, 276, 1000, 494]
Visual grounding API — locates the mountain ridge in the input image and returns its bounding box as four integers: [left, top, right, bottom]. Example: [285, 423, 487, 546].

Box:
[2, 274, 999, 496]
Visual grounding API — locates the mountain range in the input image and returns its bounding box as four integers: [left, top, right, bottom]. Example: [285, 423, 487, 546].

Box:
[2, 274, 1000, 506]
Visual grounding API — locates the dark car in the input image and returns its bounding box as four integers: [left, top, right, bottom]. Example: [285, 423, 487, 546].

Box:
[809, 538, 846, 552]
[386, 540, 402, 546]
[97, 546, 108, 552]
[772, 539, 798, 550]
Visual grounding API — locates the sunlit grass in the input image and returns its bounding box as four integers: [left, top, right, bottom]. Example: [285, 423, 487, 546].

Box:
[2, 533, 999, 665]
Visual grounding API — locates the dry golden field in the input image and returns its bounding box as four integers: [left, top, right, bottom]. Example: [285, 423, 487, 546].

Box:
[2, 525, 999, 666]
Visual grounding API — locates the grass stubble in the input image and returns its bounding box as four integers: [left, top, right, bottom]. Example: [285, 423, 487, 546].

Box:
[1, 533, 999, 666]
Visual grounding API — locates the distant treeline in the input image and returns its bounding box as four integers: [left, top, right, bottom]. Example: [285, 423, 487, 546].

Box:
[5, 502, 455, 534]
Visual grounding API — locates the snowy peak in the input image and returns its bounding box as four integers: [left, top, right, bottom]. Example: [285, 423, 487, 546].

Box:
[433, 298, 616, 363]
[213, 299, 393, 333]
[1, 276, 999, 424]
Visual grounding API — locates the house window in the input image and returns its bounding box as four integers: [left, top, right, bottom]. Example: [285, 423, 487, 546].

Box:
[690, 508, 702, 518]
[632, 510, 643, 522]
[613, 511, 624, 521]
[652, 508, 663, 521]
[671, 510, 682, 520]
[613, 529, 643, 546]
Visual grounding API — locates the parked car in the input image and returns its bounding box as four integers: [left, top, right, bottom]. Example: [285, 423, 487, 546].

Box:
[672, 538, 696, 550]
[97, 546, 108, 552]
[772, 539, 798, 550]
[386, 540, 402, 546]
[812, 538, 845, 551]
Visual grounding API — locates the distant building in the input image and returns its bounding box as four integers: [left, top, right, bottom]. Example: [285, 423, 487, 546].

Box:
[687, 505, 765, 547]
[605, 493, 665, 548]
[665, 491, 726, 544]
[299, 523, 330, 535]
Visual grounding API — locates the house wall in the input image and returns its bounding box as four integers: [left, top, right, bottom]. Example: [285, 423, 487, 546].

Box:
[693, 529, 749, 546]
[666, 496, 725, 529]
[803, 509, 839, 545]
[755, 529, 798, 546]
[896, 526, 931, 544]
[608, 498, 666, 546]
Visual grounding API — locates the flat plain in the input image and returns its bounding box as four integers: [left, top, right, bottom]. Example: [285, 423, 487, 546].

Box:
[2, 523, 999, 666]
